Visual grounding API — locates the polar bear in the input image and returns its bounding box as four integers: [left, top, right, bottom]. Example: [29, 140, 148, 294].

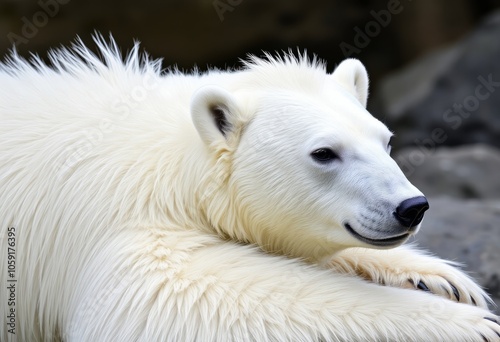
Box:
[0, 37, 499, 342]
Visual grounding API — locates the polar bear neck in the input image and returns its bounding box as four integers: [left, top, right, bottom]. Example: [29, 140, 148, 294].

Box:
[191, 150, 341, 262]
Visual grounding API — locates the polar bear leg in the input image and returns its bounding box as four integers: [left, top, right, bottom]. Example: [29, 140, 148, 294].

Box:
[64, 229, 500, 342]
[324, 244, 493, 309]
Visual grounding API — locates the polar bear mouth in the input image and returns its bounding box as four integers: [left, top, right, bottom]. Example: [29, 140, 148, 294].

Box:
[344, 223, 409, 247]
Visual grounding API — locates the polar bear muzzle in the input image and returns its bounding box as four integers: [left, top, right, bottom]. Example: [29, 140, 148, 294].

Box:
[344, 196, 429, 247]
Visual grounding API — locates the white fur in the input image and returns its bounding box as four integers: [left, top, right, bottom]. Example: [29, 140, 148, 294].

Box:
[0, 37, 498, 341]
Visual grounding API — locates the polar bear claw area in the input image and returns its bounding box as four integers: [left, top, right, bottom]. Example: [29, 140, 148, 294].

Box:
[0, 37, 499, 341]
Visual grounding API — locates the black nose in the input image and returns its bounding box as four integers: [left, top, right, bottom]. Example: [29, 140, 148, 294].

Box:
[394, 196, 429, 227]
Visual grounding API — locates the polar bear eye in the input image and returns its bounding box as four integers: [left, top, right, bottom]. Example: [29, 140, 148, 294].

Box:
[310, 148, 339, 163]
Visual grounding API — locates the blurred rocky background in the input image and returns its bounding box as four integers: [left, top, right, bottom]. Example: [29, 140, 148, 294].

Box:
[1, 0, 499, 310]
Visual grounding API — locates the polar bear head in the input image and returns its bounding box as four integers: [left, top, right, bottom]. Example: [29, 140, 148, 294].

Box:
[191, 56, 428, 260]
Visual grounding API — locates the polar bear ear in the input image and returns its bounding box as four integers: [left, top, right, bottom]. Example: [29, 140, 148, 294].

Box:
[191, 85, 240, 146]
[331, 59, 369, 108]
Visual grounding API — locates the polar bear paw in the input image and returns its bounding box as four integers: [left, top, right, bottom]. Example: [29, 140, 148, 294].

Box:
[481, 316, 500, 341]
[401, 260, 492, 309]
[458, 312, 500, 342]
[326, 245, 494, 310]
[454, 311, 500, 342]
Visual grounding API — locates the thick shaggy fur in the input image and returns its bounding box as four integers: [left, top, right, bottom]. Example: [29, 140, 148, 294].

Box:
[0, 38, 499, 341]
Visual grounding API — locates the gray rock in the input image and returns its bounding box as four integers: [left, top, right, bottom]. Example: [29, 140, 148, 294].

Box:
[372, 10, 500, 150]
[393, 144, 500, 199]
[412, 197, 500, 312]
